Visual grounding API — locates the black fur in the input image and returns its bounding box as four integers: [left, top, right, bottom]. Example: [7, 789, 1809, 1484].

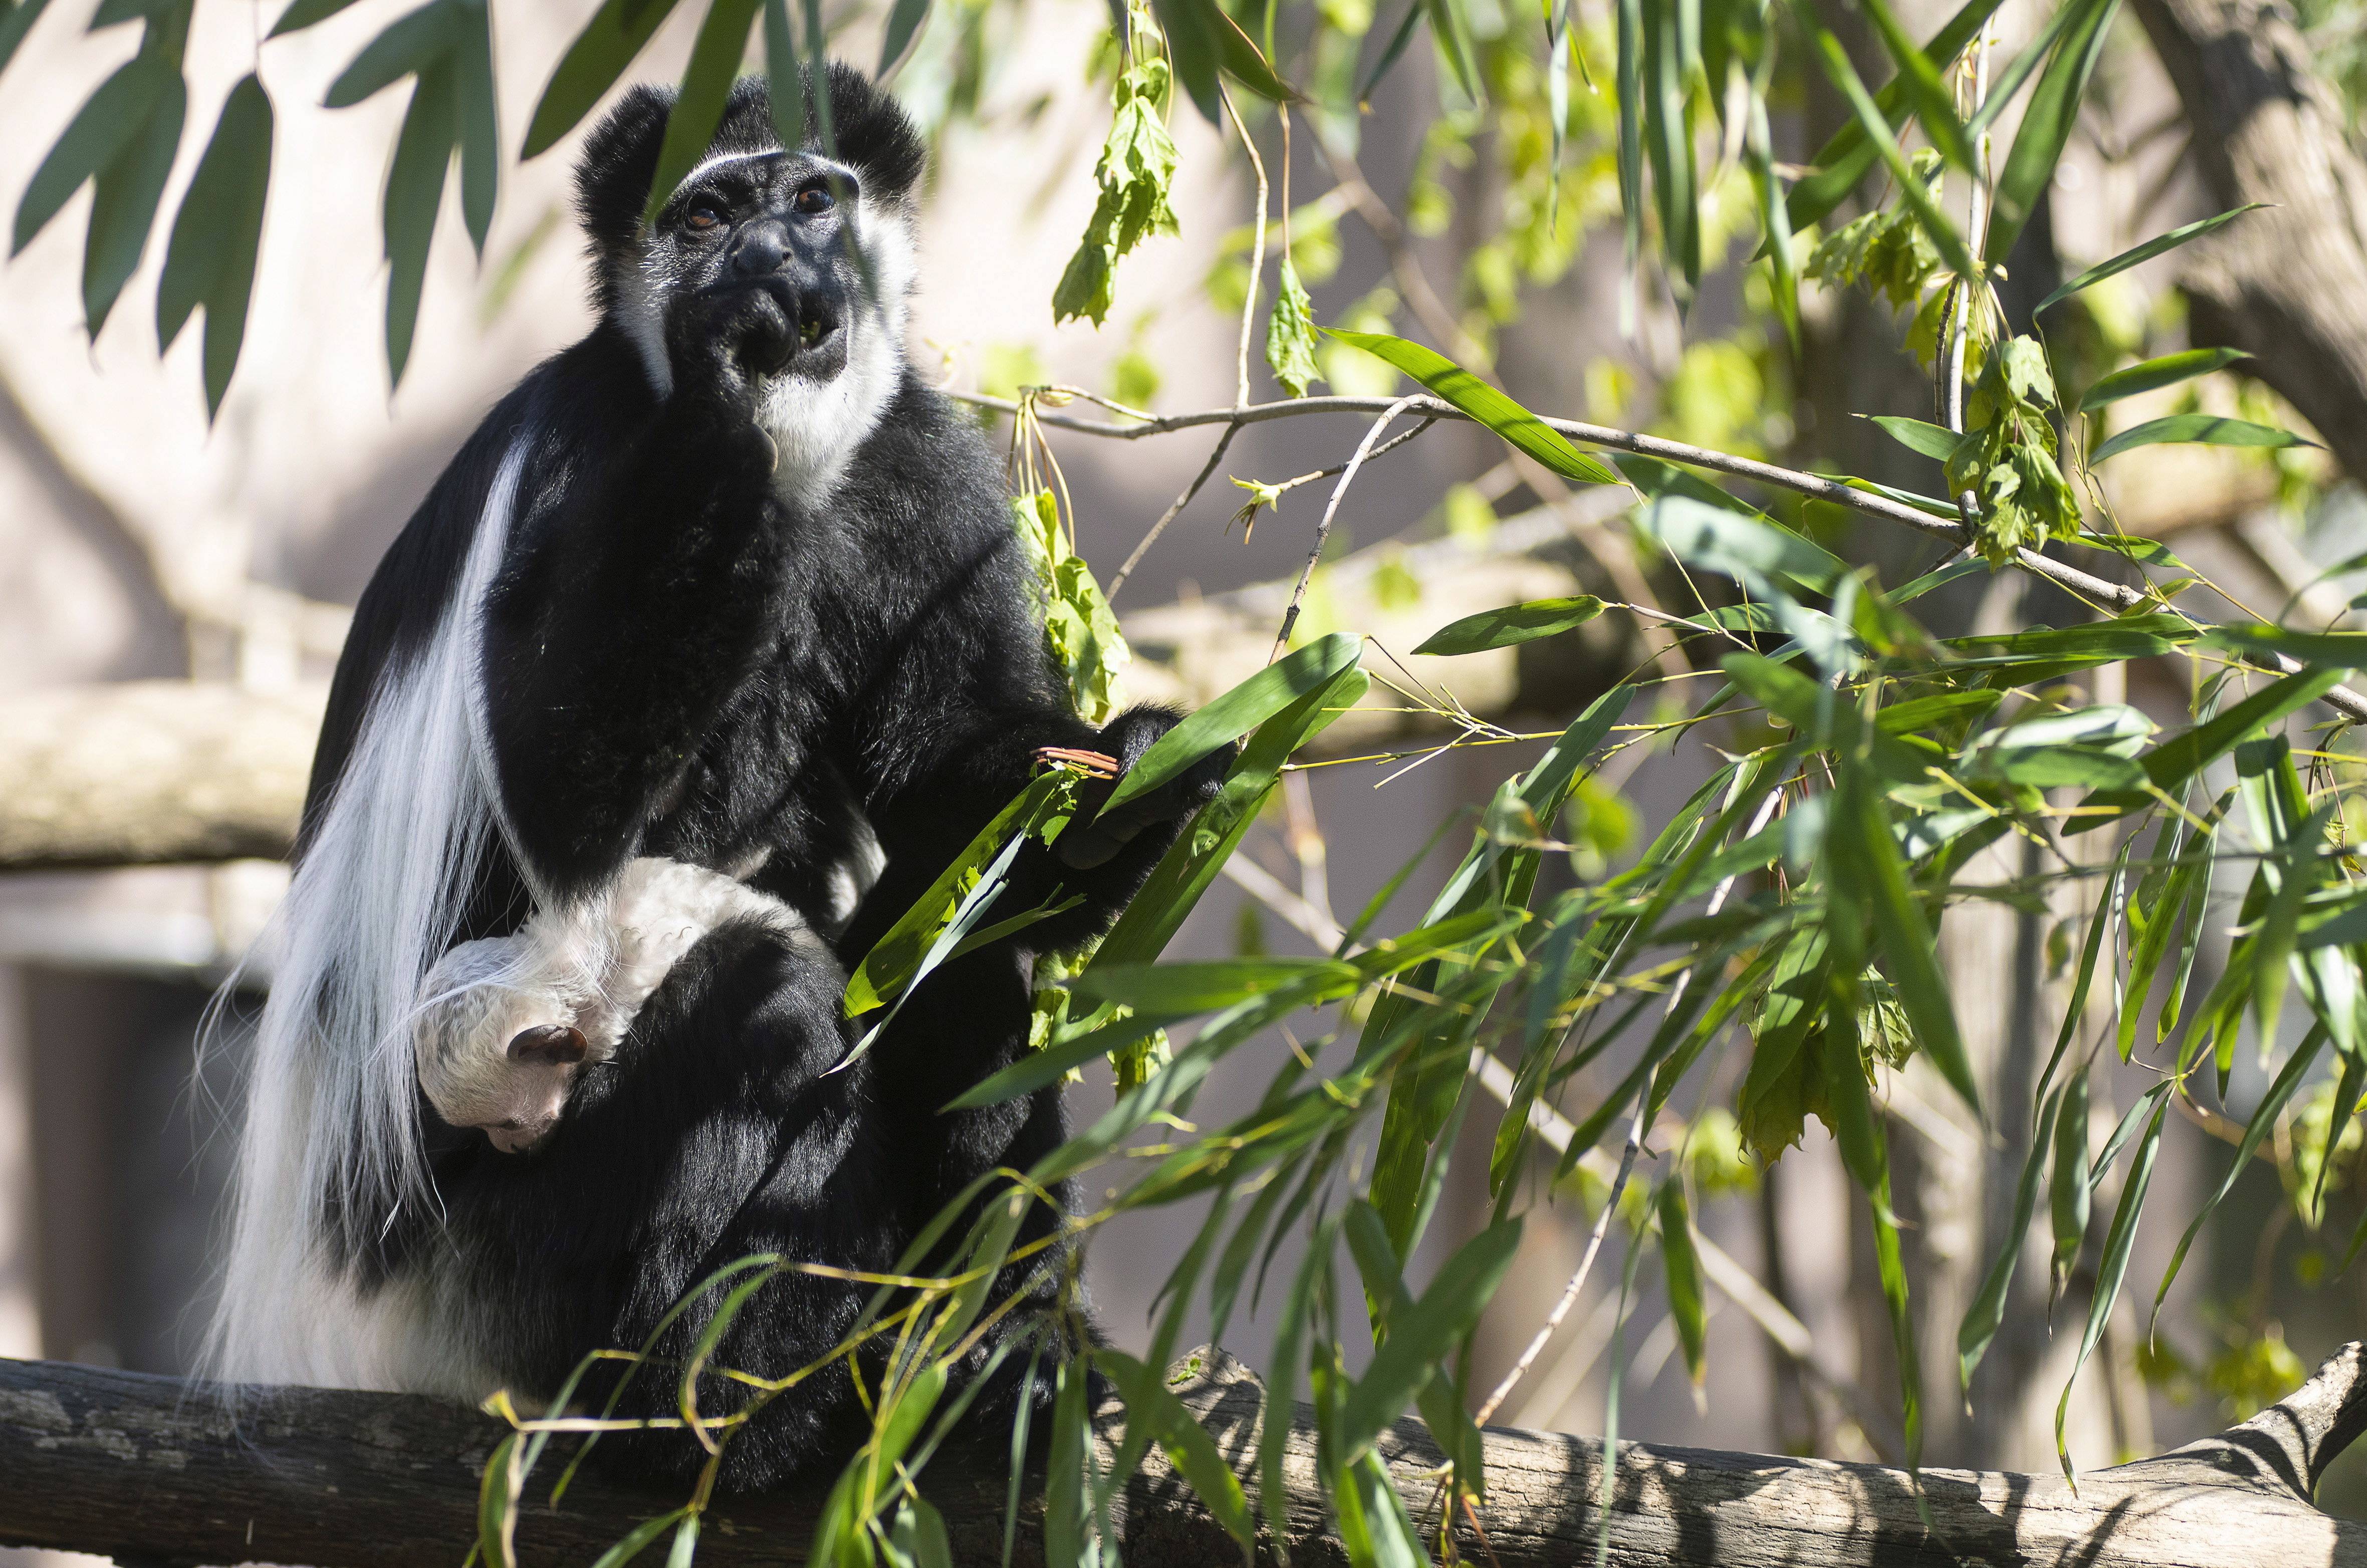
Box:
[308, 69, 1223, 1490]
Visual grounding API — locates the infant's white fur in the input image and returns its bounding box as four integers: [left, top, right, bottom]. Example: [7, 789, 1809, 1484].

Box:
[413, 858, 809, 1153]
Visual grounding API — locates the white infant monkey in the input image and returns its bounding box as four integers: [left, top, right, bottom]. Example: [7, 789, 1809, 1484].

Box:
[413, 858, 810, 1153]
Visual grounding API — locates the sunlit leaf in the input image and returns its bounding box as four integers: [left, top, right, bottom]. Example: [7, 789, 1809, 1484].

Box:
[2076, 347, 2250, 414]
[2089, 414, 2315, 465]
[2039, 205, 2265, 314]
[1413, 596, 1604, 656]
[1106, 632, 1361, 812]
[1988, 0, 2120, 265]
[1322, 330, 1621, 484]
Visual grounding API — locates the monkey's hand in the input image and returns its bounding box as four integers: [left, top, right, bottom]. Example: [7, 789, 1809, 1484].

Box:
[1055, 707, 1235, 870]
[660, 285, 795, 431]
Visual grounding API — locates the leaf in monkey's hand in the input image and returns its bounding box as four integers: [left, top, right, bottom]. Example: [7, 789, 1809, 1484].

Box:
[843, 769, 1079, 1019]
[1104, 633, 1363, 813]
[1013, 489, 1129, 724]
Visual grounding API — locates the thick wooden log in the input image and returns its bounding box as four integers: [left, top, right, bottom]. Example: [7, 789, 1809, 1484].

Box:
[2, 1344, 2362, 1567]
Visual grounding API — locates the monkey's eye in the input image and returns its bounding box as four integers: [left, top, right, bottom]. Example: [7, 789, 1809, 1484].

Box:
[794, 185, 836, 215]
[683, 203, 725, 232]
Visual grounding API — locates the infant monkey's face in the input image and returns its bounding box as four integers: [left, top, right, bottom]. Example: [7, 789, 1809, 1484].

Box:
[414, 934, 606, 1155]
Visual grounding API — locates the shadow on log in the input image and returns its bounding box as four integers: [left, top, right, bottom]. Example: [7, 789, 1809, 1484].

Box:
[4, 1343, 2365, 1566]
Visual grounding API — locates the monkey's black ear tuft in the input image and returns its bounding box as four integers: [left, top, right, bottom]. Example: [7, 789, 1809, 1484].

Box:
[574, 83, 673, 255]
[818, 62, 925, 204]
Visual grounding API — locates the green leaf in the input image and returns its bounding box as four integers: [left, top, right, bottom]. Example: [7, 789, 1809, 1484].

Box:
[0, 0, 55, 80]
[521, 0, 684, 158]
[1052, 21, 1179, 326]
[1336, 1217, 1521, 1460]
[269, 0, 364, 35]
[476, 1432, 524, 1568]
[1148, 0, 1221, 122]
[453, 0, 497, 254]
[1746, 87, 1798, 348]
[1836, 769, 1980, 1117]
[324, 0, 461, 108]
[1659, 1181, 1707, 1392]
[584, 1508, 693, 1568]
[640, 0, 764, 227]
[1856, 0, 1975, 172]
[845, 769, 1076, 1015]
[2038, 204, 2265, 314]
[1424, 0, 1482, 101]
[2047, 1067, 2090, 1304]
[1105, 632, 1361, 813]
[157, 73, 273, 416]
[1094, 1350, 1255, 1550]
[1413, 596, 1604, 656]
[1959, 1084, 2060, 1389]
[2069, 663, 2343, 832]
[1870, 415, 1964, 462]
[82, 68, 185, 340]
[1070, 956, 1358, 1013]
[2076, 347, 2250, 414]
[877, 0, 931, 74]
[383, 61, 456, 389]
[1642, 0, 1698, 292]
[1801, 19, 1975, 280]
[2090, 413, 2315, 465]
[758, 0, 806, 153]
[2055, 1089, 2166, 1482]
[1321, 330, 1621, 485]
[1265, 254, 1320, 398]
[2204, 624, 2367, 672]
[15, 53, 174, 256]
[1640, 493, 1847, 594]
[1987, 0, 2119, 266]
[1359, 0, 1426, 102]
[1782, 0, 2005, 232]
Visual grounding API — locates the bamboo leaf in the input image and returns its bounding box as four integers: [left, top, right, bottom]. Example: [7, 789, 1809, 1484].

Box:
[2070, 664, 2343, 832]
[0, 0, 54, 78]
[2056, 1089, 2167, 1483]
[1070, 957, 1358, 1013]
[157, 73, 273, 417]
[1359, 0, 1425, 102]
[1801, 18, 1975, 280]
[2038, 204, 2266, 314]
[1840, 774, 1981, 1117]
[2076, 347, 2251, 414]
[521, 0, 684, 158]
[1414, 596, 1604, 655]
[2154, 1026, 2328, 1326]
[1659, 1181, 1708, 1393]
[1321, 330, 1621, 484]
[1425, 0, 1482, 101]
[81, 67, 184, 340]
[1643, 0, 1698, 291]
[1104, 632, 1362, 812]
[1856, 0, 1975, 172]
[1095, 1350, 1255, 1550]
[1336, 1217, 1521, 1460]
[1782, 0, 2005, 231]
[584, 1509, 692, 1568]
[2047, 1067, 2090, 1305]
[453, 0, 497, 254]
[383, 61, 456, 388]
[324, 0, 460, 108]
[269, 0, 363, 36]
[2090, 414, 2315, 465]
[1988, 0, 2120, 265]
[640, 0, 764, 226]
[763, 0, 806, 152]
[15, 54, 173, 256]
[877, 0, 931, 75]
[1959, 1084, 2060, 1389]
[1870, 415, 1964, 462]
[476, 1432, 524, 1568]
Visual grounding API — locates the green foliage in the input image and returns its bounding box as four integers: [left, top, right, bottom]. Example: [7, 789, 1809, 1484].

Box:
[1012, 488, 1131, 725]
[1052, 0, 1180, 327]
[1945, 336, 2083, 563]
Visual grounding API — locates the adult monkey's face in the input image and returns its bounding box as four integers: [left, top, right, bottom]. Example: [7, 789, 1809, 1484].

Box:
[653, 150, 870, 385]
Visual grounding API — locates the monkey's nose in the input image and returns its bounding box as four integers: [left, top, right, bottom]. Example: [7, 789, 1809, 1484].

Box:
[728, 219, 791, 279]
[508, 1024, 588, 1065]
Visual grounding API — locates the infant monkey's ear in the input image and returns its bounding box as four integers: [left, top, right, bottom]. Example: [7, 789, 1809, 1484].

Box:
[510, 1024, 589, 1066]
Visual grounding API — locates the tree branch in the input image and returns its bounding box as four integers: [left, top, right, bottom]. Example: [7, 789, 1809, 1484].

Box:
[2135, 0, 2367, 489]
[4, 1346, 2363, 1566]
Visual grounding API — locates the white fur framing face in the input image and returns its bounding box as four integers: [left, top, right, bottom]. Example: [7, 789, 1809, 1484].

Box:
[414, 858, 810, 1154]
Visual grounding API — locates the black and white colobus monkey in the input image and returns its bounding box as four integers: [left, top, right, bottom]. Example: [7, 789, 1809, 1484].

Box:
[211, 65, 1222, 1486]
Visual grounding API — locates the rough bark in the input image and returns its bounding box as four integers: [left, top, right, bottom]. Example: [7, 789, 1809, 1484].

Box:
[0, 495, 1641, 873]
[2, 1344, 2363, 1566]
[2136, 0, 2367, 486]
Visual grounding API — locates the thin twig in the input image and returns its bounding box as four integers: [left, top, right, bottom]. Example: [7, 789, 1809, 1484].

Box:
[1106, 425, 1240, 602]
[946, 388, 2367, 721]
[1221, 85, 1267, 412]
[1271, 395, 1426, 660]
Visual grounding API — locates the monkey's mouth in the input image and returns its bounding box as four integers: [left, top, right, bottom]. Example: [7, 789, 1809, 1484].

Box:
[720, 277, 846, 380]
